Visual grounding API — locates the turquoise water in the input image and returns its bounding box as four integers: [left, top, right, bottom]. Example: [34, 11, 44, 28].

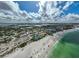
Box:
[48, 30, 79, 58]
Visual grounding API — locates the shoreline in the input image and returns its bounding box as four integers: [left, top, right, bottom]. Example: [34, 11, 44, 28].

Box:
[3, 28, 79, 58]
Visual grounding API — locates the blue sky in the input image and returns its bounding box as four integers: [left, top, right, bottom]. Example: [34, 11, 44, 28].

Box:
[64, 1, 79, 15]
[14, 1, 79, 15]
[14, 1, 39, 13]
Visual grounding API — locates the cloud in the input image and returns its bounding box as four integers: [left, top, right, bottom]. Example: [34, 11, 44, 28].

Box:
[35, 1, 64, 23]
[0, 1, 33, 23]
[0, 1, 78, 23]
[38, 1, 64, 18]
[65, 13, 79, 21]
[0, 1, 20, 15]
[0, 1, 31, 17]
[63, 1, 74, 10]
[55, 13, 79, 23]
[34, 1, 78, 23]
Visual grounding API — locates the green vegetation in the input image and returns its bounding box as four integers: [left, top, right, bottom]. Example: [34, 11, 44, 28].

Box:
[0, 26, 47, 44]
[31, 33, 46, 41]
[48, 30, 79, 58]
[18, 42, 27, 48]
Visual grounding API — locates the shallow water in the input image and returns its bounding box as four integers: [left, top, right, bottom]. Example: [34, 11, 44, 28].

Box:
[49, 30, 79, 58]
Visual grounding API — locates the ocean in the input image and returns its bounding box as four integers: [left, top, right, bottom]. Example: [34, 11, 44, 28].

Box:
[49, 29, 79, 58]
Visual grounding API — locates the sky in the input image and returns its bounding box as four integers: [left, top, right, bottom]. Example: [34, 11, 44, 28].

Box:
[0, 1, 79, 23]
[14, 1, 79, 14]
[14, 1, 39, 13]
[64, 1, 79, 15]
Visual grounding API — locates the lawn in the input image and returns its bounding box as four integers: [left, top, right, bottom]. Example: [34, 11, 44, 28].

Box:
[48, 30, 79, 58]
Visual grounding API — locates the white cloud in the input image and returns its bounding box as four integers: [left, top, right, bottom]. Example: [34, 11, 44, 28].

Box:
[56, 13, 79, 23]
[39, 0, 46, 7]
[38, 1, 64, 18]
[36, 1, 78, 23]
[0, 1, 78, 23]
[36, 1, 64, 23]
[0, 1, 20, 15]
[0, 1, 34, 23]
[29, 12, 41, 18]
[65, 13, 79, 21]
[63, 1, 74, 10]
[0, 1, 32, 17]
